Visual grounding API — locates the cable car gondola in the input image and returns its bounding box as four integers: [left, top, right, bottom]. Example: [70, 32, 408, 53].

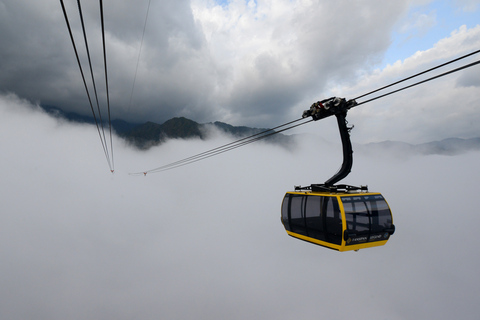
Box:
[281, 97, 395, 251]
[281, 189, 395, 251]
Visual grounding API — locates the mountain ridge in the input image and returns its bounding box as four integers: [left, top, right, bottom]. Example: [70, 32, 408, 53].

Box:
[357, 137, 480, 156]
[40, 105, 480, 155]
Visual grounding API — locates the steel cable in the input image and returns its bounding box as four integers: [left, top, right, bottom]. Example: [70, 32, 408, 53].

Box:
[355, 58, 480, 107]
[99, 0, 114, 171]
[130, 118, 312, 175]
[60, 0, 112, 170]
[354, 49, 480, 101]
[76, 0, 112, 170]
[132, 50, 480, 175]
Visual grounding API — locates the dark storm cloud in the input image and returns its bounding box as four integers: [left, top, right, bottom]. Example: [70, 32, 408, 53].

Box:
[0, 1, 73, 103]
[0, 0, 213, 123]
[0, 0, 410, 127]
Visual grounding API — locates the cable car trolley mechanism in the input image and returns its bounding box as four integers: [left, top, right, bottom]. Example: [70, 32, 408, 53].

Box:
[281, 97, 395, 251]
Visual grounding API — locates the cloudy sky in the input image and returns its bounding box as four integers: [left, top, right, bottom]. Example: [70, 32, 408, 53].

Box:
[1, 0, 479, 143]
[1, 1, 480, 319]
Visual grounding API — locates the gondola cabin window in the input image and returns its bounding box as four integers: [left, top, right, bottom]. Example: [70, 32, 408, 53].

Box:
[289, 194, 307, 235]
[342, 195, 394, 246]
[281, 193, 342, 249]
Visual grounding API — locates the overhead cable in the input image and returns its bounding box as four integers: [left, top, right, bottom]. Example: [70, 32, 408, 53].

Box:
[133, 49, 480, 175]
[76, 0, 112, 170]
[355, 58, 480, 107]
[130, 118, 312, 175]
[354, 49, 480, 101]
[100, 0, 114, 171]
[60, 0, 112, 171]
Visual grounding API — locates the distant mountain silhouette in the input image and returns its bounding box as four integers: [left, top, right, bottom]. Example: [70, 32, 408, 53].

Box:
[122, 117, 205, 148]
[121, 117, 296, 149]
[359, 137, 480, 156]
[41, 105, 140, 133]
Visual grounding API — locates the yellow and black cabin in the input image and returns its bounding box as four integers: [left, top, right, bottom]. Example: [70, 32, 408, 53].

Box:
[281, 191, 394, 251]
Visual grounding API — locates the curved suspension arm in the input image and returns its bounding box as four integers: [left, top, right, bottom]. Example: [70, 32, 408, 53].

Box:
[324, 111, 353, 186]
[298, 97, 357, 191]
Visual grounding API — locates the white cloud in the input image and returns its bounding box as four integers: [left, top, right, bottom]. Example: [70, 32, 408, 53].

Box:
[455, 0, 480, 12]
[398, 10, 437, 35]
[188, 0, 412, 127]
[1, 93, 480, 319]
[324, 24, 480, 144]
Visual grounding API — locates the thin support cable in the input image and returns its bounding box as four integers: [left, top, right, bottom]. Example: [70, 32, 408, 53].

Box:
[99, 0, 114, 171]
[150, 118, 305, 171]
[128, 0, 152, 112]
[130, 118, 312, 175]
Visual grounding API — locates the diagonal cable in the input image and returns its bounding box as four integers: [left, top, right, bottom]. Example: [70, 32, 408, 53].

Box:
[354, 58, 480, 107]
[131, 50, 480, 175]
[354, 49, 480, 101]
[130, 118, 311, 175]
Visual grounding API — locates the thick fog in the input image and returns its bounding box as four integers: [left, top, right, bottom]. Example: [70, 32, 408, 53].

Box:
[1, 94, 479, 319]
